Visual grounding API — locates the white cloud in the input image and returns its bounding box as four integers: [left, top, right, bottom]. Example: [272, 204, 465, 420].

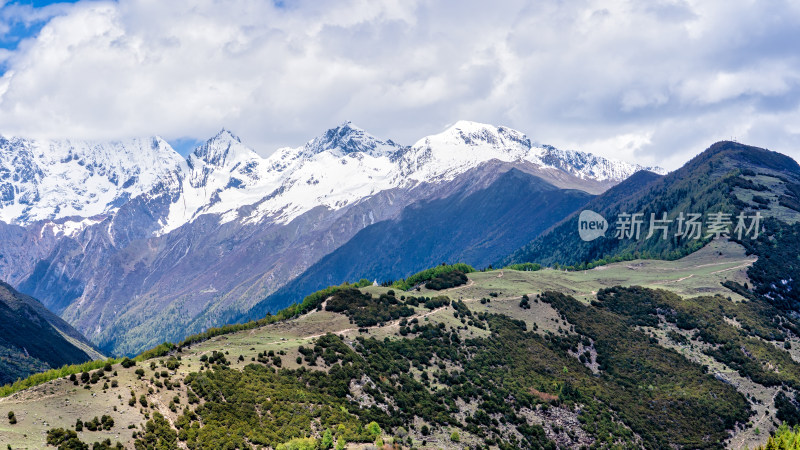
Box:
[580, 131, 655, 166]
[0, 0, 798, 169]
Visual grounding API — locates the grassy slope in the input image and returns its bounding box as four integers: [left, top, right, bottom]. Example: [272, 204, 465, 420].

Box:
[0, 239, 777, 449]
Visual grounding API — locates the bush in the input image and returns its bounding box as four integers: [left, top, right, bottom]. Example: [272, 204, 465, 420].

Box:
[392, 263, 476, 291]
[424, 270, 468, 290]
[101, 414, 115, 430]
[326, 288, 415, 327]
[505, 262, 542, 272]
[367, 421, 381, 438]
[424, 296, 451, 310]
[46, 428, 84, 448]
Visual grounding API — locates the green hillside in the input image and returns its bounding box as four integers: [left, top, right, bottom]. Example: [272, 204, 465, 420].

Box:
[0, 238, 793, 449]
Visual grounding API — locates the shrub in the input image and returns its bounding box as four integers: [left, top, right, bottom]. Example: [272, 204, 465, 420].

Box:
[321, 429, 334, 449]
[46, 428, 83, 448]
[367, 421, 381, 438]
[424, 270, 468, 290]
[392, 263, 476, 291]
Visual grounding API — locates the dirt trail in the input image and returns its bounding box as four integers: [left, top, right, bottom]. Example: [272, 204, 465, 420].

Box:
[652, 274, 694, 285]
[710, 262, 753, 275]
[728, 390, 777, 450]
[692, 258, 756, 269]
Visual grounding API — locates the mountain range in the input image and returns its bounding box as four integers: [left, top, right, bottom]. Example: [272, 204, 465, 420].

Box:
[0, 120, 663, 355]
[2, 138, 800, 449]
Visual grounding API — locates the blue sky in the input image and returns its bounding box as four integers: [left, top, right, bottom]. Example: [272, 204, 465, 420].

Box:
[0, 0, 799, 167]
[0, 1, 80, 49]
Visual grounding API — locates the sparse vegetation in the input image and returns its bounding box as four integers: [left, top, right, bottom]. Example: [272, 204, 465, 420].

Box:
[325, 288, 415, 327]
[0, 358, 119, 398]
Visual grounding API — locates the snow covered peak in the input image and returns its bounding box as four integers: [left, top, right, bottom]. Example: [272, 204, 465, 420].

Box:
[434, 120, 532, 151]
[534, 145, 667, 181]
[302, 122, 405, 158]
[0, 136, 184, 225]
[400, 122, 535, 181]
[192, 129, 257, 168]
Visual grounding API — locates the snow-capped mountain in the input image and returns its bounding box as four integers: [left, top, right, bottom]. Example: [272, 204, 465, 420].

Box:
[536, 144, 663, 181]
[158, 120, 665, 234]
[0, 136, 183, 229]
[0, 120, 662, 235]
[0, 120, 666, 355]
[397, 120, 665, 182]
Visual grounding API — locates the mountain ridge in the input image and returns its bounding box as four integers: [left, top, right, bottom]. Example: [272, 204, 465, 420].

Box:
[0, 281, 101, 385]
[3, 141, 800, 449]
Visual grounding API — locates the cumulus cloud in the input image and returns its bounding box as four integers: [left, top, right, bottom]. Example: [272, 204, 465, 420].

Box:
[0, 0, 798, 168]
